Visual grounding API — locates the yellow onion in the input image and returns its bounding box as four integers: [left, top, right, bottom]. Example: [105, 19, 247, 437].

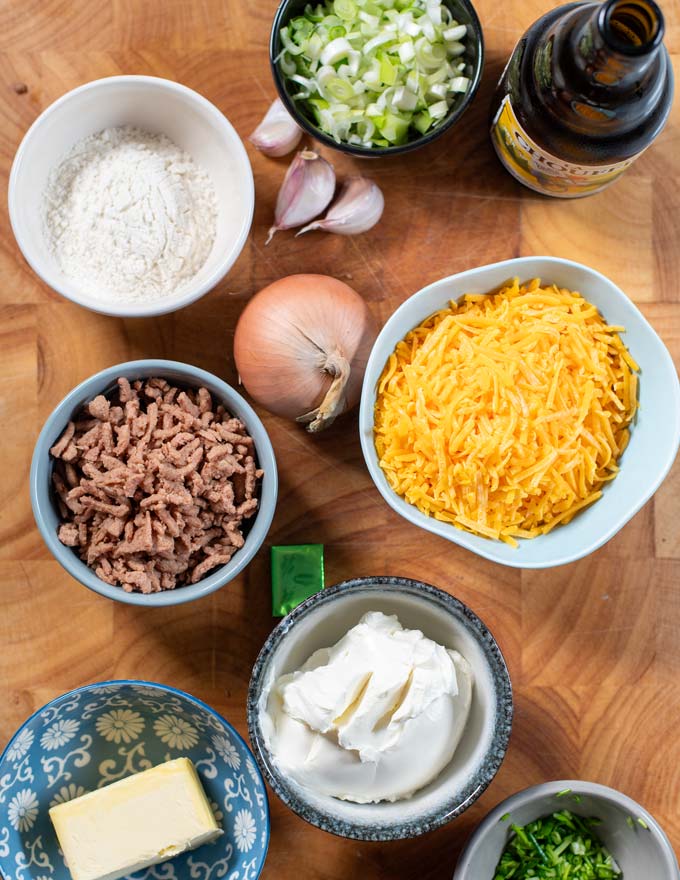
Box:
[233, 275, 378, 432]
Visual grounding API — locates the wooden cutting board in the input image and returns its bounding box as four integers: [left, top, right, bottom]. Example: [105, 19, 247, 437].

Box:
[0, 0, 678, 876]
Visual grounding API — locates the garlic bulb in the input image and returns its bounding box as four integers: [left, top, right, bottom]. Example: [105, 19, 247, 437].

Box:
[266, 150, 336, 245]
[249, 98, 302, 158]
[297, 177, 384, 236]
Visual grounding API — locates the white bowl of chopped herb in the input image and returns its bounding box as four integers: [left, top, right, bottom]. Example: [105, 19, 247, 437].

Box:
[453, 780, 679, 879]
[359, 256, 680, 568]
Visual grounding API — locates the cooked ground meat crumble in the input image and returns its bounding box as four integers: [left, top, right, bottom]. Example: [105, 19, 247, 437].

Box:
[50, 376, 263, 593]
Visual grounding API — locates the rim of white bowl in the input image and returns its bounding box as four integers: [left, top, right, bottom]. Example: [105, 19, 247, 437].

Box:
[359, 256, 680, 569]
[8, 75, 255, 318]
[452, 779, 680, 878]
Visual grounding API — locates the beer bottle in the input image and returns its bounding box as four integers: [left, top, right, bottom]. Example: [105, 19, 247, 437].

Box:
[490, 0, 674, 198]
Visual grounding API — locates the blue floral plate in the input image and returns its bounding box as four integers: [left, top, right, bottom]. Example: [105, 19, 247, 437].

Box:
[0, 681, 270, 880]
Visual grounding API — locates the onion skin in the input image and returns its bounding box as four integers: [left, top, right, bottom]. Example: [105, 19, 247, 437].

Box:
[233, 275, 379, 431]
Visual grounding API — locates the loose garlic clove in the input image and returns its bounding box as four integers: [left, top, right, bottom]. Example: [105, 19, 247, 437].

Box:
[266, 150, 336, 245]
[296, 177, 384, 237]
[249, 98, 303, 158]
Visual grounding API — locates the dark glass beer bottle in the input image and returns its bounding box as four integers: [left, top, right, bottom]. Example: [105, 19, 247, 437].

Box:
[490, 0, 673, 197]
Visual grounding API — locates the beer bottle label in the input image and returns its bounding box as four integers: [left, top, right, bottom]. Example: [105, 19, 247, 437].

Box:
[491, 96, 641, 197]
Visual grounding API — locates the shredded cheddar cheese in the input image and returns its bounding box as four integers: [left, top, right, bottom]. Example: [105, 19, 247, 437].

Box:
[374, 278, 639, 546]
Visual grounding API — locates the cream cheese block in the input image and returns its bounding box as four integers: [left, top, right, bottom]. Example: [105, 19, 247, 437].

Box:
[263, 611, 474, 803]
[49, 757, 222, 880]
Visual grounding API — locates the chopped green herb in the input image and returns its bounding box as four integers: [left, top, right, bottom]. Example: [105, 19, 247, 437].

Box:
[500, 812, 511, 822]
[556, 788, 572, 797]
[637, 817, 649, 830]
[493, 809, 621, 879]
[626, 816, 635, 829]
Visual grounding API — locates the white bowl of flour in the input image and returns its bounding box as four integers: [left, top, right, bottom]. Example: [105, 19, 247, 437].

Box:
[9, 75, 254, 316]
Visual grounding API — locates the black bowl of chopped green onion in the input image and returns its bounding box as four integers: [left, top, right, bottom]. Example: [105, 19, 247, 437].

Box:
[453, 780, 679, 880]
[270, 0, 484, 156]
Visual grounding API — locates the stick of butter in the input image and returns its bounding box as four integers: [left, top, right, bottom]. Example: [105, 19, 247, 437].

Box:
[49, 757, 222, 880]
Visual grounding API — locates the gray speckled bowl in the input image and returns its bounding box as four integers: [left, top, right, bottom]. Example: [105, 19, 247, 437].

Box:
[30, 359, 277, 606]
[453, 780, 680, 879]
[247, 576, 513, 840]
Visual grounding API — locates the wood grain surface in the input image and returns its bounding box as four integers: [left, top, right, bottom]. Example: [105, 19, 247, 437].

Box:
[1, 0, 679, 876]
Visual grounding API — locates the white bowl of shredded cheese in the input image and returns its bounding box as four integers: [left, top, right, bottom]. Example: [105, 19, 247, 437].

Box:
[9, 75, 254, 317]
[359, 256, 680, 569]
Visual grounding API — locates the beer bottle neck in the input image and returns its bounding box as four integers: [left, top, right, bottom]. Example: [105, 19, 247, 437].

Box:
[569, 0, 665, 88]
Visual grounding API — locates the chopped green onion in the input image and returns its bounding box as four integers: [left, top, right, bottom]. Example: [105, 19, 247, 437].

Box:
[379, 54, 397, 84]
[528, 831, 548, 862]
[428, 99, 448, 119]
[443, 23, 467, 40]
[292, 16, 315, 38]
[450, 75, 470, 91]
[413, 110, 431, 133]
[637, 817, 649, 829]
[427, 81, 448, 101]
[398, 40, 415, 63]
[393, 85, 418, 111]
[365, 32, 396, 53]
[320, 36, 354, 64]
[494, 810, 621, 880]
[304, 3, 325, 22]
[446, 40, 466, 57]
[279, 52, 298, 76]
[376, 111, 410, 144]
[307, 32, 324, 58]
[428, 64, 449, 85]
[326, 76, 356, 101]
[405, 68, 420, 92]
[277, 0, 471, 147]
[334, 0, 357, 20]
[415, 37, 447, 69]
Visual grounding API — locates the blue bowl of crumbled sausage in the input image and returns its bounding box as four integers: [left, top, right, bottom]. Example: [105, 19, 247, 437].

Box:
[30, 359, 278, 606]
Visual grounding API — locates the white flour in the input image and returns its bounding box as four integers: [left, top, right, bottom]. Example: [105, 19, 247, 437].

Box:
[43, 126, 217, 303]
